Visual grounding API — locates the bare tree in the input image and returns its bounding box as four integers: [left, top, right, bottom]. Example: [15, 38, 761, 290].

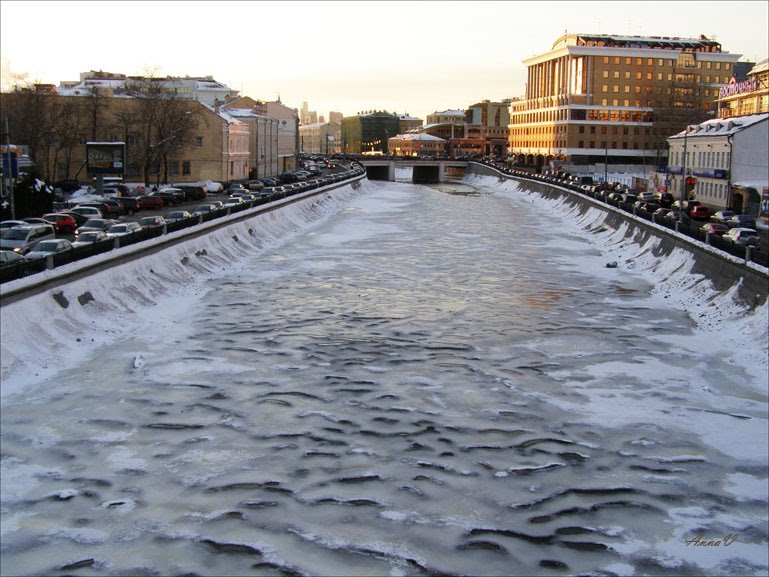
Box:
[122, 75, 202, 186]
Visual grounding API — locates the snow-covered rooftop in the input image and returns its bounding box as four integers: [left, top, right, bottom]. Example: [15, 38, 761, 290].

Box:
[669, 113, 768, 139]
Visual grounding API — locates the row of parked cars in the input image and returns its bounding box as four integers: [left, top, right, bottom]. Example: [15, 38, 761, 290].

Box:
[0, 164, 366, 278]
[492, 166, 763, 250]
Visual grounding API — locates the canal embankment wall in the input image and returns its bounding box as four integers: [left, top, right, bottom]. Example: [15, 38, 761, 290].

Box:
[467, 162, 769, 309]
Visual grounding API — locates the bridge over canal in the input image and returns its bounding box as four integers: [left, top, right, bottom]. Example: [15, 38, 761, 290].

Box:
[358, 158, 468, 183]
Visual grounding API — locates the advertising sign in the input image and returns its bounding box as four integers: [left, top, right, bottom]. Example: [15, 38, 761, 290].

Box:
[86, 142, 126, 175]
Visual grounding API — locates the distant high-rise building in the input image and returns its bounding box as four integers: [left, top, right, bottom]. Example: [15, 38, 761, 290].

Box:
[329, 111, 343, 124]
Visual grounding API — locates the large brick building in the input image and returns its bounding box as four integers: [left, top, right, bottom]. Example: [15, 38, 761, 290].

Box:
[508, 33, 743, 171]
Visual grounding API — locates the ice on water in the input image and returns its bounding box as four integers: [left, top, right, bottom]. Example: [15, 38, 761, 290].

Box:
[1, 175, 767, 576]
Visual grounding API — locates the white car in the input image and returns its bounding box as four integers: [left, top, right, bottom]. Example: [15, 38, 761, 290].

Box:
[106, 221, 142, 238]
[723, 228, 759, 247]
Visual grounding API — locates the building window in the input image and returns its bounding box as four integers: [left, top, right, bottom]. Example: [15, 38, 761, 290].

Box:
[590, 126, 596, 134]
[603, 57, 609, 64]
[613, 71, 620, 78]
[624, 86, 630, 93]
[578, 126, 585, 133]
[646, 72, 652, 80]
[579, 140, 584, 148]
[590, 141, 595, 148]
[170, 161, 179, 176]
[614, 57, 620, 64]
[647, 58, 653, 65]
[602, 84, 609, 92]
[613, 85, 619, 93]
[602, 70, 609, 78]
[182, 161, 191, 175]
[196, 136, 203, 148]
[624, 71, 631, 79]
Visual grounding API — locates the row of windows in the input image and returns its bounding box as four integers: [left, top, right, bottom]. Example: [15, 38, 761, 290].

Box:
[601, 83, 721, 95]
[670, 150, 730, 169]
[510, 140, 662, 151]
[602, 56, 729, 70]
[601, 69, 729, 84]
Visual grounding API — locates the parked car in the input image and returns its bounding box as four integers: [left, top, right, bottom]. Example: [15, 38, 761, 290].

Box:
[63, 210, 90, 227]
[137, 215, 165, 230]
[663, 210, 692, 226]
[725, 214, 757, 230]
[158, 188, 187, 202]
[654, 193, 675, 208]
[97, 197, 126, 217]
[137, 195, 165, 210]
[223, 197, 245, 208]
[226, 183, 247, 195]
[145, 190, 179, 206]
[164, 210, 193, 223]
[711, 210, 736, 225]
[689, 205, 711, 220]
[24, 239, 73, 261]
[42, 213, 78, 234]
[192, 204, 217, 216]
[75, 218, 116, 237]
[106, 221, 143, 238]
[69, 206, 104, 220]
[116, 196, 142, 215]
[0, 224, 57, 254]
[75, 202, 114, 218]
[23, 217, 55, 227]
[699, 222, 730, 236]
[723, 228, 760, 247]
[0, 249, 24, 267]
[1, 220, 28, 237]
[174, 184, 207, 201]
[209, 201, 224, 210]
[71, 230, 109, 247]
[247, 180, 264, 191]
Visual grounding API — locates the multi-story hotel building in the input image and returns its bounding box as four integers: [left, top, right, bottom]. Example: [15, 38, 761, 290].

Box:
[508, 34, 743, 172]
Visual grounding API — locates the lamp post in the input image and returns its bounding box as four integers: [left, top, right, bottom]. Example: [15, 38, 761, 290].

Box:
[679, 124, 689, 224]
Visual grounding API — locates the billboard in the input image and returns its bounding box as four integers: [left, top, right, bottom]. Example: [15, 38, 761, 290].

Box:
[87, 142, 126, 175]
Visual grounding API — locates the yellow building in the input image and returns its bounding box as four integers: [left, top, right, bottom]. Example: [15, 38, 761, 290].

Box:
[509, 33, 742, 171]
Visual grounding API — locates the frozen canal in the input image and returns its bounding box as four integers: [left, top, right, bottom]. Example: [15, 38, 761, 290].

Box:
[1, 176, 767, 576]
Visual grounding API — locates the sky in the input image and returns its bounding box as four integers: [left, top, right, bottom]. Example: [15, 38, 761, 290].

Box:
[1, 1, 768, 121]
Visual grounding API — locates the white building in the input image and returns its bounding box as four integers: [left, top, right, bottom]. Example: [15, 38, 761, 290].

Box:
[426, 109, 466, 125]
[666, 113, 768, 215]
[59, 72, 238, 107]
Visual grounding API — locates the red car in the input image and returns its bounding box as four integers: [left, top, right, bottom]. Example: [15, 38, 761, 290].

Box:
[42, 213, 78, 234]
[137, 195, 165, 210]
[699, 222, 729, 236]
[689, 205, 711, 220]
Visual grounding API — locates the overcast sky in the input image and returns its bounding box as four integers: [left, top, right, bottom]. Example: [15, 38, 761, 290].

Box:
[1, 1, 767, 121]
